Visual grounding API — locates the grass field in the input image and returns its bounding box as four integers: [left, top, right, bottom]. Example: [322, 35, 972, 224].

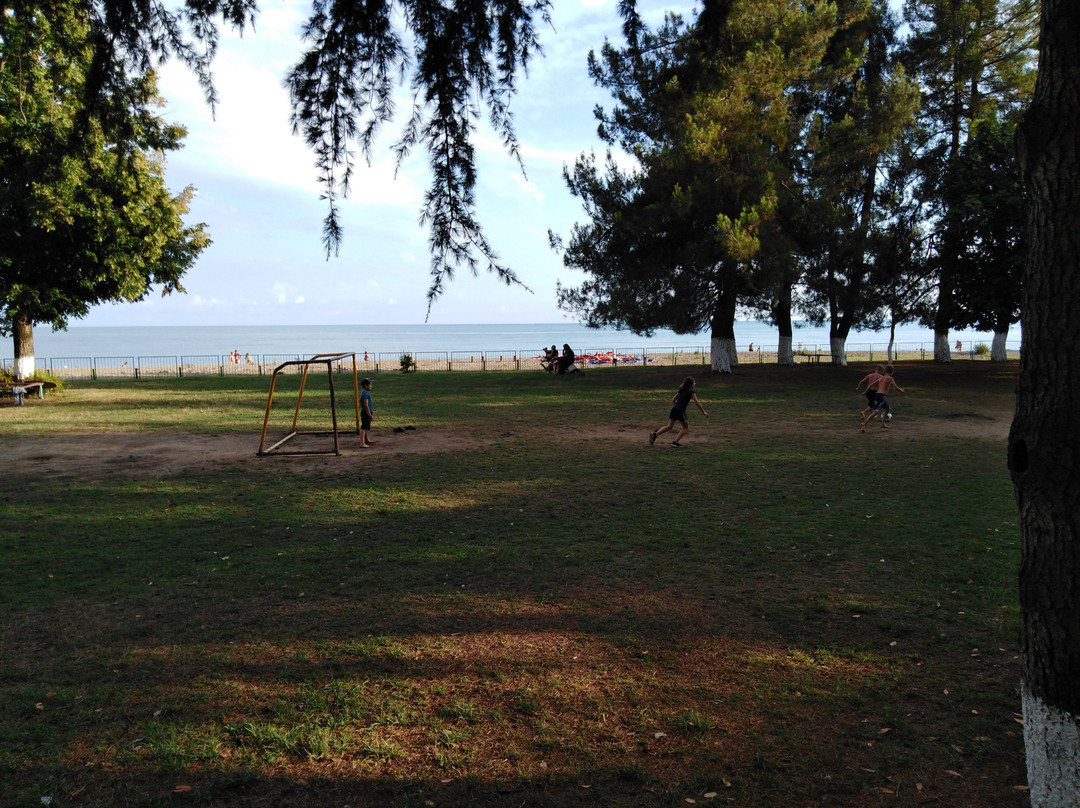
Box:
[0, 362, 1027, 807]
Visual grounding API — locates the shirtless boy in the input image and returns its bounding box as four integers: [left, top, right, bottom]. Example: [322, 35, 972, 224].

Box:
[856, 364, 885, 420]
[860, 365, 905, 432]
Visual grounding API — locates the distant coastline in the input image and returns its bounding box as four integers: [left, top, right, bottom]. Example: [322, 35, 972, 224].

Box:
[11, 321, 1018, 364]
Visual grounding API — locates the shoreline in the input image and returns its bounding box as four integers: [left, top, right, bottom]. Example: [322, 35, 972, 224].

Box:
[13, 344, 1017, 381]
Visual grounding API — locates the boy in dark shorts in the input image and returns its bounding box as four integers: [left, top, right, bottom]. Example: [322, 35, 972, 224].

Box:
[860, 365, 905, 431]
[360, 377, 375, 448]
[856, 364, 885, 420]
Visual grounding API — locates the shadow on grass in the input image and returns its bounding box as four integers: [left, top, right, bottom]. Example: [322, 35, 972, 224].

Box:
[1, 363, 1027, 807]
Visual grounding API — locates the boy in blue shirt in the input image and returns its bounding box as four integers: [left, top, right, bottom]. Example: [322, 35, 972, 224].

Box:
[360, 377, 375, 448]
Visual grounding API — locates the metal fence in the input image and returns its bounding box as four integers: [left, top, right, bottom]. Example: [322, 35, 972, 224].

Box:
[3, 341, 1020, 380]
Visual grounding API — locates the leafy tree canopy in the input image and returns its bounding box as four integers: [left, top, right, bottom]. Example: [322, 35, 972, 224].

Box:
[0, 1, 209, 337]
[555, 0, 855, 339]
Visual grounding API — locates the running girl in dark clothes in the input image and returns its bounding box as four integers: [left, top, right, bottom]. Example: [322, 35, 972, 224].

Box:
[650, 377, 708, 448]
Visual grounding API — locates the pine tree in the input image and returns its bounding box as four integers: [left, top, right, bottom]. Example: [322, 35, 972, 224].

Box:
[902, 0, 1038, 360]
[795, 0, 919, 364]
[942, 116, 1026, 360]
[554, 1, 841, 372]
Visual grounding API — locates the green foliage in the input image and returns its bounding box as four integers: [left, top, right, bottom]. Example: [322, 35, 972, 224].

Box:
[902, 0, 1038, 343]
[0, 367, 63, 393]
[283, 0, 554, 308]
[556, 3, 839, 336]
[0, 1, 210, 350]
[795, 0, 920, 337]
[399, 353, 418, 373]
[941, 117, 1026, 334]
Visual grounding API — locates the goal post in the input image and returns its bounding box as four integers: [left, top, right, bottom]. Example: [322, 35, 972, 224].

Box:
[256, 352, 361, 456]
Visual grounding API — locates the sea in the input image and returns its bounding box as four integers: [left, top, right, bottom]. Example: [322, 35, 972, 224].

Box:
[10, 321, 1017, 364]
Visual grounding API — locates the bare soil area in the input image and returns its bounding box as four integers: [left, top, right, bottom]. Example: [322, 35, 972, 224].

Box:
[4, 404, 1009, 482]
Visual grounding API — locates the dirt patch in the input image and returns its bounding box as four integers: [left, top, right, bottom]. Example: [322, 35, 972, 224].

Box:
[5, 428, 472, 481]
[5, 404, 1009, 482]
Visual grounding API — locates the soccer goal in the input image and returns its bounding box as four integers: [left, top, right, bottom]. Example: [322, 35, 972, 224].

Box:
[256, 352, 361, 456]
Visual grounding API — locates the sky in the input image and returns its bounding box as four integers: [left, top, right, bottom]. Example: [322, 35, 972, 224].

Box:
[80, 0, 684, 327]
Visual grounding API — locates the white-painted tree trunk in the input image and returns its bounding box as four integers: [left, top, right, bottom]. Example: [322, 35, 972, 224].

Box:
[711, 335, 735, 373]
[991, 331, 1009, 361]
[14, 355, 35, 381]
[934, 332, 952, 362]
[777, 334, 794, 366]
[829, 336, 847, 365]
[1023, 685, 1080, 807]
[1010, 4, 1080, 805]
[12, 316, 36, 382]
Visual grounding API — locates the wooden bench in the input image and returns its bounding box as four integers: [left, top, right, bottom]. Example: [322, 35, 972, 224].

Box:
[2, 380, 56, 404]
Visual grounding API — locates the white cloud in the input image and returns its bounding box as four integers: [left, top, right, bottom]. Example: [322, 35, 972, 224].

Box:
[88, 0, 667, 327]
[272, 283, 294, 304]
[157, 3, 421, 207]
[191, 295, 227, 307]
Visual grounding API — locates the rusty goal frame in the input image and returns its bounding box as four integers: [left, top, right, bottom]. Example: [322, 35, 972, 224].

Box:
[256, 352, 361, 456]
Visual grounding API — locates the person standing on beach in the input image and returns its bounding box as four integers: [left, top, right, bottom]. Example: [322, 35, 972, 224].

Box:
[650, 377, 708, 448]
[860, 365, 905, 431]
[360, 377, 375, 448]
[856, 364, 885, 420]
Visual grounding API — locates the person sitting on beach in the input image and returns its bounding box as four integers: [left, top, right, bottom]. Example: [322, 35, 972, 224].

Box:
[542, 345, 559, 372]
[556, 343, 576, 374]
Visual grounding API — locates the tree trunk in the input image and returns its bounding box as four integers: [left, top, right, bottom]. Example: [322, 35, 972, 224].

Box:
[886, 318, 898, 363]
[991, 331, 1009, 361]
[934, 331, 952, 362]
[711, 334, 735, 373]
[773, 290, 795, 367]
[12, 314, 36, 382]
[710, 285, 738, 374]
[828, 335, 847, 365]
[933, 327, 952, 362]
[777, 334, 794, 366]
[934, 239, 957, 363]
[1009, 2, 1080, 804]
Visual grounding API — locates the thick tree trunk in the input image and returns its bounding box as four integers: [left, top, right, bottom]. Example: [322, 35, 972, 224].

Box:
[828, 335, 847, 365]
[710, 334, 735, 373]
[933, 328, 952, 362]
[934, 331, 952, 362]
[12, 314, 35, 382]
[710, 285, 738, 374]
[991, 331, 1009, 361]
[777, 334, 794, 366]
[1009, 2, 1080, 804]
